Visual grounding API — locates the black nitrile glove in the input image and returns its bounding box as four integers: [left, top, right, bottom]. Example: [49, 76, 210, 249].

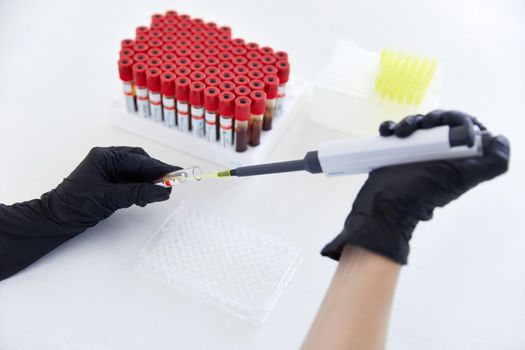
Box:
[321, 110, 510, 264]
[0, 146, 180, 281]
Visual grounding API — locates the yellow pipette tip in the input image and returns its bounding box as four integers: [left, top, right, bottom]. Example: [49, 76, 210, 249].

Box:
[201, 169, 233, 179]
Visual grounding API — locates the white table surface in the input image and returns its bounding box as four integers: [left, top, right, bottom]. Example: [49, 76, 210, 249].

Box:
[0, 0, 524, 349]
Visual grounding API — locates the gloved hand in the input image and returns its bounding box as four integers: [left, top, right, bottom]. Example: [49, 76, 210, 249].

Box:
[321, 110, 510, 264]
[0, 146, 179, 281]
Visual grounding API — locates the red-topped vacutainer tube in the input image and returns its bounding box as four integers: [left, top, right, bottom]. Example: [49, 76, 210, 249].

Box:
[133, 63, 150, 117]
[146, 67, 163, 123]
[248, 90, 266, 146]
[262, 75, 279, 130]
[189, 81, 206, 137]
[118, 58, 136, 113]
[218, 92, 235, 148]
[161, 72, 177, 128]
[234, 96, 251, 152]
[204, 86, 220, 143]
[175, 77, 191, 132]
[275, 60, 290, 115]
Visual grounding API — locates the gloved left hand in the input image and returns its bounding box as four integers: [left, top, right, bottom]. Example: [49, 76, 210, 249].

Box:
[0, 146, 180, 281]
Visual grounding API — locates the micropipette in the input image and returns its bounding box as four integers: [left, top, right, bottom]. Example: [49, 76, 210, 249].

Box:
[202, 122, 487, 179]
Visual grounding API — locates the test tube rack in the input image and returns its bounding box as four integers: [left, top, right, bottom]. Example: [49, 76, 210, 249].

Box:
[110, 78, 308, 167]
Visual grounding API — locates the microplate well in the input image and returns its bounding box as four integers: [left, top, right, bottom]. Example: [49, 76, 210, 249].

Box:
[136, 203, 302, 325]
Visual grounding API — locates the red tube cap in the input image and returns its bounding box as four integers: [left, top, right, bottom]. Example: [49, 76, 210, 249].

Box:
[147, 48, 163, 57]
[248, 70, 264, 80]
[233, 65, 248, 75]
[151, 13, 164, 24]
[232, 47, 247, 56]
[234, 85, 251, 97]
[190, 71, 206, 82]
[204, 66, 220, 76]
[162, 43, 177, 52]
[133, 53, 148, 63]
[160, 62, 176, 72]
[245, 42, 259, 51]
[175, 77, 191, 101]
[163, 34, 177, 43]
[176, 48, 192, 57]
[148, 39, 163, 48]
[204, 47, 219, 57]
[218, 51, 233, 61]
[247, 60, 263, 70]
[189, 81, 205, 106]
[204, 76, 221, 87]
[218, 61, 234, 71]
[118, 58, 134, 82]
[250, 90, 266, 114]
[135, 26, 149, 35]
[233, 56, 248, 66]
[175, 66, 191, 77]
[175, 57, 191, 67]
[135, 34, 150, 43]
[162, 53, 176, 63]
[234, 96, 251, 121]
[275, 60, 290, 84]
[259, 46, 274, 55]
[119, 48, 135, 59]
[274, 51, 288, 61]
[248, 79, 265, 91]
[161, 72, 176, 96]
[219, 81, 235, 92]
[204, 86, 220, 111]
[190, 61, 205, 71]
[218, 26, 231, 37]
[146, 67, 162, 92]
[190, 52, 205, 62]
[260, 55, 276, 65]
[219, 70, 234, 81]
[232, 38, 245, 47]
[121, 39, 135, 49]
[246, 51, 261, 61]
[263, 75, 279, 99]
[146, 57, 163, 68]
[218, 43, 233, 52]
[133, 43, 149, 53]
[205, 56, 220, 66]
[191, 43, 205, 52]
[262, 65, 278, 76]
[132, 63, 147, 87]
[218, 92, 235, 116]
[233, 75, 249, 86]
[149, 30, 164, 39]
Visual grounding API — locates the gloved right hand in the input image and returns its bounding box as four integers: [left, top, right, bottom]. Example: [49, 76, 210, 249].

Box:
[321, 110, 510, 264]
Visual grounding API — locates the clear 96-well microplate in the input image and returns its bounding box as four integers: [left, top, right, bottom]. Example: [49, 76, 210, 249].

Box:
[136, 203, 302, 325]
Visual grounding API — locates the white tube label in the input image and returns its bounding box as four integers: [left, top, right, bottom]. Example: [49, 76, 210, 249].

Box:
[275, 84, 287, 115]
[191, 106, 205, 137]
[163, 96, 176, 128]
[149, 92, 163, 123]
[219, 115, 233, 147]
[122, 81, 136, 113]
[136, 86, 150, 118]
[177, 101, 189, 132]
[205, 110, 217, 142]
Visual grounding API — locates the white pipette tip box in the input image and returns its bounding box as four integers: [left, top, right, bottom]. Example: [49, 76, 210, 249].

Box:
[109, 79, 309, 168]
[135, 203, 303, 326]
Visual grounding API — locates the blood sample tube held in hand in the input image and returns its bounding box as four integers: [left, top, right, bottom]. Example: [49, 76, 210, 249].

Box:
[161, 72, 176, 128]
[146, 68, 163, 123]
[248, 90, 266, 146]
[262, 75, 279, 130]
[234, 97, 251, 152]
[118, 58, 136, 113]
[275, 60, 290, 114]
[189, 81, 206, 137]
[175, 77, 191, 132]
[218, 92, 235, 148]
[204, 87, 220, 142]
[133, 63, 150, 117]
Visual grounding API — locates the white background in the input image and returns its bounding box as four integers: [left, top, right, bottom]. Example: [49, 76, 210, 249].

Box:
[0, 0, 524, 349]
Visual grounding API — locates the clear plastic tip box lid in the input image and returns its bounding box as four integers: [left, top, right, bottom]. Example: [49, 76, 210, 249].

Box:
[136, 203, 302, 325]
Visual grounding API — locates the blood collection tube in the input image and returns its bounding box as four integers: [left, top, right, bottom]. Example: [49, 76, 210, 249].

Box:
[135, 34, 150, 43]
[233, 47, 247, 57]
[262, 64, 278, 76]
[163, 26, 177, 35]
[204, 41, 219, 51]
[218, 92, 235, 147]
[234, 96, 251, 152]
[204, 66, 220, 77]
[133, 63, 150, 117]
[205, 21, 217, 30]
[248, 70, 264, 81]
[218, 61, 234, 72]
[232, 38, 245, 47]
[133, 42, 149, 53]
[121, 39, 135, 49]
[205, 56, 220, 67]
[146, 57, 163, 68]
[160, 62, 176, 72]
[260, 46, 274, 55]
[191, 34, 205, 43]
[148, 39, 163, 48]
[275, 60, 290, 115]
[118, 58, 136, 113]
[176, 38, 191, 47]
[233, 75, 249, 87]
[161, 72, 176, 128]
[165, 10, 178, 17]
[149, 30, 164, 39]
[177, 29, 191, 38]
[218, 43, 233, 52]
[189, 82, 205, 137]
[262, 75, 279, 130]
[248, 60, 263, 71]
[147, 67, 163, 123]
[246, 51, 261, 61]
[204, 86, 220, 142]
[151, 13, 164, 24]
[218, 26, 231, 38]
[175, 66, 191, 78]
[204, 76, 220, 87]
[175, 77, 191, 132]
[233, 65, 249, 76]
[135, 26, 149, 35]
[192, 18, 204, 27]
[248, 90, 266, 146]
[189, 61, 205, 72]
[191, 43, 205, 52]
[205, 30, 218, 39]
[218, 51, 233, 62]
[219, 81, 235, 92]
[190, 52, 205, 62]
[163, 34, 177, 43]
[219, 71, 234, 82]
[245, 42, 259, 52]
[175, 57, 191, 67]
[133, 53, 148, 63]
[162, 43, 176, 52]
[190, 71, 206, 82]
[162, 52, 176, 63]
[233, 56, 248, 66]
[260, 55, 276, 66]
[147, 48, 163, 57]
[176, 48, 192, 57]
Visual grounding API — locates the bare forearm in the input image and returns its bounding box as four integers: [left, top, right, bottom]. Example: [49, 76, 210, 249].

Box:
[302, 245, 401, 350]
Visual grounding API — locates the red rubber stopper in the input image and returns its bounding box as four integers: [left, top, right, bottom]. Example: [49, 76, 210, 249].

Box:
[205, 56, 220, 66]
[191, 43, 205, 52]
[275, 60, 290, 84]
[190, 52, 205, 62]
[218, 26, 231, 37]
[119, 49, 135, 59]
[233, 66, 248, 76]
[234, 96, 251, 121]
[175, 66, 191, 77]
[219, 71, 234, 81]
[219, 81, 235, 92]
[118, 58, 134, 81]
[175, 77, 190, 101]
[262, 65, 278, 76]
[233, 47, 247, 56]
[259, 46, 274, 55]
[234, 85, 251, 97]
[248, 70, 264, 80]
[175, 57, 190, 67]
[190, 71, 206, 82]
[148, 39, 163, 48]
[162, 53, 176, 63]
[248, 79, 265, 91]
[219, 61, 234, 71]
[205, 22, 217, 30]
[146, 67, 162, 92]
[233, 56, 248, 66]
[218, 92, 235, 116]
[246, 51, 261, 61]
[133, 53, 148, 63]
[233, 75, 249, 86]
[204, 66, 220, 76]
[149, 30, 164, 39]
[204, 86, 220, 111]
[135, 34, 150, 43]
[132, 63, 147, 87]
[162, 43, 176, 52]
[163, 34, 177, 43]
[151, 13, 164, 24]
[245, 42, 259, 51]
[204, 47, 219, 57]
[161, 72, 176, 97]
[204, 76, 221, 87]
[135, 26, 149, 35]
[247, 60, 263, 70]
[176, 48, 191, 57]
[133, 43, 149, 53]
[219, 43, 233, 52]
[218, 51, 233, 61]
[189, 81, 205, 106]
[274, 51, 288, 61]
[263, 75, 279, 99]
[121, 39, 135, 49]
[190, 61, 205, 71]
[232, 38, 245, 47]
[165, 10, 178, 17]
[146, 57, 163, 68]
[147, 48, 163, 57]
[250, 90, 266, 114]
[160, 62, 176, 72]
[260, 55, 276, 65]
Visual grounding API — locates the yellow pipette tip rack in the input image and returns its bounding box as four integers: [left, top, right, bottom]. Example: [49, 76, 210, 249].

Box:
[375, 49, 438, 107]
